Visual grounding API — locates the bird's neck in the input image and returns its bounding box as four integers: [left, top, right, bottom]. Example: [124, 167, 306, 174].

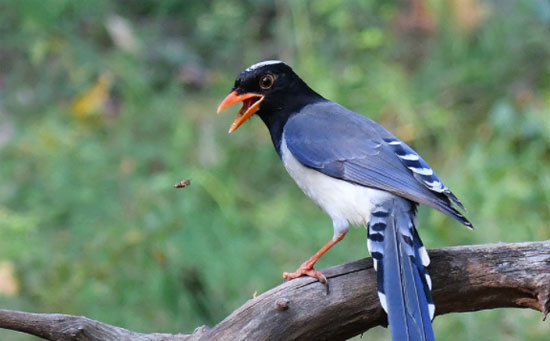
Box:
[258, 92, 325, 157]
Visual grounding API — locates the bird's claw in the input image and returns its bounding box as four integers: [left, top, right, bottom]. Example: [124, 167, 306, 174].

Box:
[282, 267, 329, 293]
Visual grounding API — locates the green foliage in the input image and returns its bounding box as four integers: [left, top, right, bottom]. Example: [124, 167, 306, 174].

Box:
[0, 0, 549, 340]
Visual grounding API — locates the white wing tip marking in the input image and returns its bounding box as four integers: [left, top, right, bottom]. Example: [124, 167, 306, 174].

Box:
[388, 140, 401, 145]
[424, 180, 444, 192]
[408, 166, 434, 176]
[398, 153, 420, 161]
[429, 304, 435, 320]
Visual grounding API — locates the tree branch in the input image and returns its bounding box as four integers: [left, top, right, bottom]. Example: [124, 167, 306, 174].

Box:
[1, 241, 549, 340]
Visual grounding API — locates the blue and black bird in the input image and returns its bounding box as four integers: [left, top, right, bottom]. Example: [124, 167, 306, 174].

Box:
[217, 60, 473, 341]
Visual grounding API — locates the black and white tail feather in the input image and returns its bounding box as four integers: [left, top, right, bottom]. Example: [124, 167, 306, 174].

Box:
[368, 198, 435, 341]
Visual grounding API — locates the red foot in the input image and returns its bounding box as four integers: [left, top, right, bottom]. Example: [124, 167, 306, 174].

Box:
[282, 264, 327, 284]
[281, 233, 346, 292]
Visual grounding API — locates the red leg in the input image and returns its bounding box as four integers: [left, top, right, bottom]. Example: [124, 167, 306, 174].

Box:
[282, 233, 346, 284]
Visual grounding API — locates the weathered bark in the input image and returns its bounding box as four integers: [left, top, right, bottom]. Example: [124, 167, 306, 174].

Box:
[1, 241, 549, 340]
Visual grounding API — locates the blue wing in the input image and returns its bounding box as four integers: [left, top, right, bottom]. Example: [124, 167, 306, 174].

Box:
[283, 101, 472, 228]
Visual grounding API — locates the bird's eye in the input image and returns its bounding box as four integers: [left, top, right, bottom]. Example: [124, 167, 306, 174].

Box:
[259, 74, 274, 90]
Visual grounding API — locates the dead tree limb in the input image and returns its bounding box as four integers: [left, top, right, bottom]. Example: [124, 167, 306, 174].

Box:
[1, 241, 549, 340]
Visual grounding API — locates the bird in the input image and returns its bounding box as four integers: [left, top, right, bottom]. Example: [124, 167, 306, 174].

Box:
[217, 60, 473, 341]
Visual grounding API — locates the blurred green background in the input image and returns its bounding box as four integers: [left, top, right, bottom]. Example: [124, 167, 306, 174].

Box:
[0, 0, 549, 340]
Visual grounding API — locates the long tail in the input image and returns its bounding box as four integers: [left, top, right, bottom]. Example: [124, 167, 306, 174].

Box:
[367, 198, 435, 341]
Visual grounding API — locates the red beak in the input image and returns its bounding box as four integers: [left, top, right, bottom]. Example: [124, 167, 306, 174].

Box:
[217, 91, 264, 133]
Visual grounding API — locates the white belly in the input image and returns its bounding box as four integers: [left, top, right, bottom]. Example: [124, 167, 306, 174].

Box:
[280, 137, 394, 237]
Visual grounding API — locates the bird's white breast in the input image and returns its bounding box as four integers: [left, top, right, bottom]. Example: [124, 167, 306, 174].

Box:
[280, 136, 394, 236]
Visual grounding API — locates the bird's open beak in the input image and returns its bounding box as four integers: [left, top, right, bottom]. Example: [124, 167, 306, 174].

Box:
[217, 91, 264, 133]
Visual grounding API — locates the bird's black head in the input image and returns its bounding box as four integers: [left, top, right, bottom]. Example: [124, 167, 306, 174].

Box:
[217, 60, 323, 133]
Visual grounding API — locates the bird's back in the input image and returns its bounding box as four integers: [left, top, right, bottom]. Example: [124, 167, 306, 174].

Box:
[283, 101, 472, 228]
